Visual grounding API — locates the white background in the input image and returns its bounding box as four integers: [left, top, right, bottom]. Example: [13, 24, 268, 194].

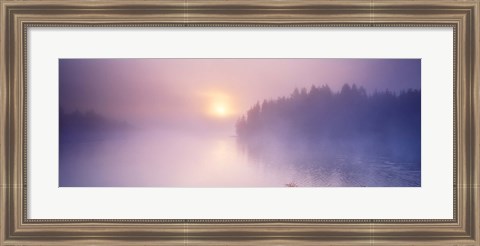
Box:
[28, 28, 453, 219]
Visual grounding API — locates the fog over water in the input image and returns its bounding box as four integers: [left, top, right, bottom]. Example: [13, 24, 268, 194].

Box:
[60, 128, 420, 187]
[61, 129, 284, 187]
[59, 59, 421, 187]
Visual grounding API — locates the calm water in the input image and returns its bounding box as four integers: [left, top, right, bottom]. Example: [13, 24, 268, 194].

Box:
[59, 129, 421, 187]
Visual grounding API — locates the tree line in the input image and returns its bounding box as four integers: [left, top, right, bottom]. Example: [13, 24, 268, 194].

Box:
[235, 84, 421, 161]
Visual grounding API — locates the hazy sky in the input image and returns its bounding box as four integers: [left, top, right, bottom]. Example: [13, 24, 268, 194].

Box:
[59, 59, 420, 133]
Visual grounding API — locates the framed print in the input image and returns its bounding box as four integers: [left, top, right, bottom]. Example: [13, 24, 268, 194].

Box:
[1, 0, 479, 245]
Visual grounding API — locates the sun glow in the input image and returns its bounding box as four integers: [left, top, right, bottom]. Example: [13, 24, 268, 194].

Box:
[213, 103, 228, 116]
[210, 101, 230, 118]
[201, 90, 235, 119]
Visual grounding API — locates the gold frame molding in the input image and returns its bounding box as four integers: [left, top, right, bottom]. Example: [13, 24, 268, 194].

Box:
[1, 0, 479, 245]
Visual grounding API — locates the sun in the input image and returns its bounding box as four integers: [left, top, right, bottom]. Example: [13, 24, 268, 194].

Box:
[200, 90, 235, 119]
[213, 103, 227, 116]
[210, 102, 230, 118]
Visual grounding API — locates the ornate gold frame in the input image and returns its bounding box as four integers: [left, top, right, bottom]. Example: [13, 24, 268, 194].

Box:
[1, 0, 479, 245]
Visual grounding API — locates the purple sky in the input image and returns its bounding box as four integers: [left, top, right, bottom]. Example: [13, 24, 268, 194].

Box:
[59, 59, 420, 133]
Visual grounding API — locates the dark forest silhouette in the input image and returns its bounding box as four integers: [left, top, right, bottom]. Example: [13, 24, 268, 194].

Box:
[236, 84, 421, 163]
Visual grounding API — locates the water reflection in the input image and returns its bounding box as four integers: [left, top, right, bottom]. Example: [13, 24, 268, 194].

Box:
[59, 129, 420, 187]
[237, 137, 420, 187]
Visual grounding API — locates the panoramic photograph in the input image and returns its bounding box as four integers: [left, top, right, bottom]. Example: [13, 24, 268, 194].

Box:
[59, 58, 421, 187]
